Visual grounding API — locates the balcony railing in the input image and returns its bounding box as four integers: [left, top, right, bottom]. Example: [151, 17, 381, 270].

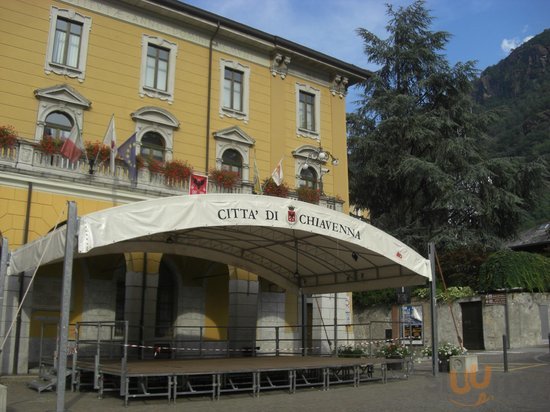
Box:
[0, 140, 343, 211]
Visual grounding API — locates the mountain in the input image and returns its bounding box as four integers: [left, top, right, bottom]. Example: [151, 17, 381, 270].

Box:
[474, 29, 550, 229]
[474, 29, 550, 159]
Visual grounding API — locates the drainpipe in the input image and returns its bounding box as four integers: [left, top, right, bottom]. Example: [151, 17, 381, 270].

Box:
[13, 182, 33, 374]
[205, 22, 221, 173]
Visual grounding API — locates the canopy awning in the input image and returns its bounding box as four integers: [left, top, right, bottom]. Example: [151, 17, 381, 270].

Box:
[7, 194, 431, 293]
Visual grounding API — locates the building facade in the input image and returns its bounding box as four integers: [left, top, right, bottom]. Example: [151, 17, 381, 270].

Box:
[0, 0, 369, 373]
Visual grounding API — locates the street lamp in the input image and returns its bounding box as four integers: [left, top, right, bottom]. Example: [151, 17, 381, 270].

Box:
[302, 147, 339, 195]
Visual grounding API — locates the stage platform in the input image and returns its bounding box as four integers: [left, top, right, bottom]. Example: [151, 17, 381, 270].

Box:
[72, 355, 408, 405]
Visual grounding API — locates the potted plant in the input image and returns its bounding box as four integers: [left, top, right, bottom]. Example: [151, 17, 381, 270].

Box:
[262, 177, 289, 198]
[39, 134, 63, 155]
[376, 342, 411, 370]
[0, 125, 17, 150]
[85, 141, 110, 164]
[337, 345, 365, 358]
[146, 157, 165, 175]
[164, 159, 192, 185]
[296, 186, 320, 204]
[421, 342, 467, 372]
[209, 168, 240, 189]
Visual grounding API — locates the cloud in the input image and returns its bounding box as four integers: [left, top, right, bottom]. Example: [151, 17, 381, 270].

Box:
[500, 35, 534, 54]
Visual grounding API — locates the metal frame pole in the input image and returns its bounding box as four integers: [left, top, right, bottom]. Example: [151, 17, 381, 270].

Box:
[0, 237, 8, 311]
[428, 242, 438, 376]
[56, 201, 77, 412]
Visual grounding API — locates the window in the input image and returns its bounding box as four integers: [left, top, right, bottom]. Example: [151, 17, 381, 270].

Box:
[300, 166, 318, 189]
[295, 83, 321, 140]
[223, 68, 243, 112]
[145, 45, 169, 91]
[219, 60, 250, 122]
[33, 84, 90, 142]
[52, 18, 82, 68]
[140, 132, 165, 161]
[44, 111, 73, 139]
[45, 7, 91, 81]
[299, 91, 315, 131]
[214, 126, 255, 183]
[221, 149, 243, 176]
[140, 35, 177, 102]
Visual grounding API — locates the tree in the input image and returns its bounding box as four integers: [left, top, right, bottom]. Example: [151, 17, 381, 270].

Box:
[349, 0, 544, 255]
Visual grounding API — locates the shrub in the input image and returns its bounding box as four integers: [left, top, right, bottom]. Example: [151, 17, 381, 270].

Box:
[422, 342, 467, 359]
[479, 249, 550, 292]
[376, 342, 411, 358]
[147, 157, 165, 175]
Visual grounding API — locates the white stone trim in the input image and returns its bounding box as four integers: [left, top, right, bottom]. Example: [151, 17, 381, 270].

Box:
[34, 85, 90, 141]
[44, 6, 92, 82]
[292, 145, 323, 188]
[295, 83, 321, 141]
[139, 35, 178, 103]
[131, 107, 177, 161]
[219, 59, 250, 124]
[214, 127, 255, 182]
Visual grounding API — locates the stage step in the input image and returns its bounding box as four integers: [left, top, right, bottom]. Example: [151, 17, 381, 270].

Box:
[28, 370, 71, 393]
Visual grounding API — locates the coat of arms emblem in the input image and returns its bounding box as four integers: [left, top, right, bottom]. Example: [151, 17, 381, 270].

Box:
[287, 206, 296, 225]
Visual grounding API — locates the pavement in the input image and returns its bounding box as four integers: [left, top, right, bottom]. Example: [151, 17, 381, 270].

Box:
[1, 346, 549, 412]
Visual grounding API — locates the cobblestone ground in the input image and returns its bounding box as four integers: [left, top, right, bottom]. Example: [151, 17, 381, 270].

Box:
[1, 347, 549, 412]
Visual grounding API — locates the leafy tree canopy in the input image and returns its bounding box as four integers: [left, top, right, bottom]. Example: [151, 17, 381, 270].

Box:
[348, 0, 545, 256]
[479, 250, 550, 292]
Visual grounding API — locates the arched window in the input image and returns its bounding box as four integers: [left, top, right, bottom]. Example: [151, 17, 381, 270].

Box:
[44, 111, 73, 139]
[300, 166, 317, 189]
[221, 149, 243, 176]
[140, 131, 165, 161]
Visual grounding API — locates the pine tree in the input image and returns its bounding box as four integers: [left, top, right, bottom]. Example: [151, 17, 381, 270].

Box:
[349, 0, 544, 254]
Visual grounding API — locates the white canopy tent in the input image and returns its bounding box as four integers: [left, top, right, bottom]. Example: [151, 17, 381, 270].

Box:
[6, 194, 431, 292]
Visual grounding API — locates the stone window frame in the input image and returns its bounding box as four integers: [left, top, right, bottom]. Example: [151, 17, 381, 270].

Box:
[295, 83, 321, 141]
[131, 107, 180, 162]
[214, 126, 255, 183]
[219, 59, 250, 123]
[34, 84, 91, 142]
[139, 35, 178, 103]
[44, 6, 92, 82]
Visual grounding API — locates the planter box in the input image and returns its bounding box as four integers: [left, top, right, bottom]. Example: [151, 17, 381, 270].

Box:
[450, 355, 478, 373]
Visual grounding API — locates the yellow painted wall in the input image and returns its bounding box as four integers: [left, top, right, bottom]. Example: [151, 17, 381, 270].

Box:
[0, 0, 348, 201]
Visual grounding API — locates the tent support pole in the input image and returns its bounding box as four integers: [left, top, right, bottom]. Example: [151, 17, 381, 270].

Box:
[301, 292, 307, 356]
[333, 293, 338, 357]
[428, 242, 438, 376]
[56, 201, 77, 412]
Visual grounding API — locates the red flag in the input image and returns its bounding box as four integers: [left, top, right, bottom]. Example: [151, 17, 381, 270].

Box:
[189, 173, 208, 195]
[60, 123, 84, 162]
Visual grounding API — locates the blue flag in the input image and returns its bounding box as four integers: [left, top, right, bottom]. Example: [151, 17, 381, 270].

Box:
[118, 133, 137, 181]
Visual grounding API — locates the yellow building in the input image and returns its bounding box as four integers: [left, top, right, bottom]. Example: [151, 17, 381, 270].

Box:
[0, 0, 374, 373]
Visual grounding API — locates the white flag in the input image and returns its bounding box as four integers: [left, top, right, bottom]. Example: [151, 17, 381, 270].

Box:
[102, 115, 117, 173]
[271, 157, 283, 186]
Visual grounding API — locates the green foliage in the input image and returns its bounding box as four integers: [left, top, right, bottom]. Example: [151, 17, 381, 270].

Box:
[353, 288, 398, 308]
[479, 250, 550, 292]
[412, 286, 475, 302]
[349, 1, 544, 255]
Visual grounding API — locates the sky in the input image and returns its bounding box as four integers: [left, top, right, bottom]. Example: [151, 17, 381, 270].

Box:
[181, 0, 549, 111]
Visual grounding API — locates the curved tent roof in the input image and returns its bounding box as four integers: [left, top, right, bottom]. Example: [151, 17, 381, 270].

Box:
[7, 194, 430, 293]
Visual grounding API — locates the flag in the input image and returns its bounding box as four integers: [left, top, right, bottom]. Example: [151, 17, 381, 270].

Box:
[253, 158, 262, 194]
[102, 114, 117, 173]
[60, 122, 84, 163]
[271, 157, 283, 186]
[189, 173, 208, 195]
[118, 133, 137, 181]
